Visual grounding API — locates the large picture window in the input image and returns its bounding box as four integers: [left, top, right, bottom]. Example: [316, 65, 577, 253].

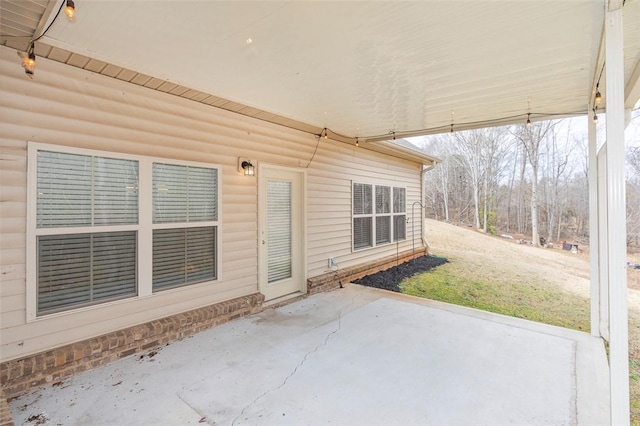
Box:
[352, 183, 406, 250]
[29, 144, 220, 318]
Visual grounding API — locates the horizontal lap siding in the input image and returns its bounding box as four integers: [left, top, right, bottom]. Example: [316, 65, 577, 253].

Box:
[306, 141, 423, 277]
[0, 45, 424, 362]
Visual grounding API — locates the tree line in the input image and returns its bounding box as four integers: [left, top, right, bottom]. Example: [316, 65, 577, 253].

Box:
[418, 114, 640, 249]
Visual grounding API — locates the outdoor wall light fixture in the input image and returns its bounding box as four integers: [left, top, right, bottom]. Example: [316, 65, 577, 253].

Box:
[65, 0, 76, 20]
[241, 160, 255, 176]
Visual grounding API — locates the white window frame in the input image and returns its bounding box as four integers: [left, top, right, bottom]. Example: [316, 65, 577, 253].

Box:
[26, 142, 221, 321]
[351, 181, 406, 251]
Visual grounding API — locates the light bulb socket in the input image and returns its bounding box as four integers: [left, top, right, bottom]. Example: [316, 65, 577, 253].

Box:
[595, 91, 602, 104]
[22, 43, 36, 75]
[65, 0, 76, 19]
[526, 113, 532, 128]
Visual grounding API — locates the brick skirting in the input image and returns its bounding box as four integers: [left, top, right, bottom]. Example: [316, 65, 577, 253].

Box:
[0, 390, 12, 426]
[307, 247, 428, 294]
[0, 293, 264, 401]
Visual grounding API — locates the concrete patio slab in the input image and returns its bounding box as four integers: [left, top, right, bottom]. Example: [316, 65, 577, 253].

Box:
[9, 285, 609, 425]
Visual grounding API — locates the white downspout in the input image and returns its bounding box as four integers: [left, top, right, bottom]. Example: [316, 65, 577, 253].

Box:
[421, 163, 436, 253]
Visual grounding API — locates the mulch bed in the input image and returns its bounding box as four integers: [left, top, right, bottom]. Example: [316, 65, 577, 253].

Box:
[353, 255, 448, 292]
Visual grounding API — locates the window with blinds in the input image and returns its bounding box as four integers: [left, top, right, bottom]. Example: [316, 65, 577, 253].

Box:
[152, 163, 218, 292]
[352, 183, 406, 250]
[393, 187, 407, 241]
[353, 183, 373, 249]
[34, 150, 139, 315]
[153, 227, 216, 291]
[152, 163, 217, 223]
[30, 145, 220, 317]
[37, 232, 137, 315]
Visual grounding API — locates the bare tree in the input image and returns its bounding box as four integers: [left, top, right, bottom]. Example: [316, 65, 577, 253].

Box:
[455, 130, 484, 228]
[513, 121, 555, 246]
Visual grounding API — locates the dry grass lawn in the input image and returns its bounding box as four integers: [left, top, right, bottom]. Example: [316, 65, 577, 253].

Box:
[400, 219, 640, 424]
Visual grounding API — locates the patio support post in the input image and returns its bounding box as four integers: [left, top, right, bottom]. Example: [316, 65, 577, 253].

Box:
[588, 104, 600, 338]
[605, 6, 630, 424]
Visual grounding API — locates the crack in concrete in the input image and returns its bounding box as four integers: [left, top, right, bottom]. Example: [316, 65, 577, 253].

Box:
[176, 392, 215, 425]
[231, 298, 354, 426]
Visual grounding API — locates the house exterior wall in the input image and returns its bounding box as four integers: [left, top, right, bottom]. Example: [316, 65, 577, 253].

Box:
[0, 46, 425, 364]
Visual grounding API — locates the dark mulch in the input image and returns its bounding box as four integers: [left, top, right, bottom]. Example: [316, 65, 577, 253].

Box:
[353, 255, 448, 293]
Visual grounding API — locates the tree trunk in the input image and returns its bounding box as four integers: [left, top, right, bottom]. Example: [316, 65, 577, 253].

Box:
[531, 168, 539, 246]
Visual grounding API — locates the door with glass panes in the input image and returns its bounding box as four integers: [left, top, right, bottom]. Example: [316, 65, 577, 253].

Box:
[258, 165, 305, 301]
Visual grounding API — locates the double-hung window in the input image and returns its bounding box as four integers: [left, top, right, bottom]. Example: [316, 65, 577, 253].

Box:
[352, 182, 406, 250]
[152, 163, 218, 291]
[28, 144, 219, 319]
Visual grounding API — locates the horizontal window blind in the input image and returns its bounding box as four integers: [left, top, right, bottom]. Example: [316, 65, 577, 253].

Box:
[394, 216, 407, 241]
[376, 216, 391, 245]
[267, 181, 292, 283]
[37, 232, 137, 315]
[353, 217, 372, 249]
[393, 187, 406, 213]
[353, 183, 372, 215]
[393, 187, 406, 241]
[37, 150, 138, 228]
[153, 163, 217, 223]
[376, 186, 391, 214]
[152, 227, 216, 291]
[353, 183, 406, 250]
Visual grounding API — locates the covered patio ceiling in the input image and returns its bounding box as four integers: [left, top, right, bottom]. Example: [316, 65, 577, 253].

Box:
[2, 1, 640, 142]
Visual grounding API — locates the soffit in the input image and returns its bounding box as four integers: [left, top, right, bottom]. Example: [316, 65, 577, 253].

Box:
[2, 1, 639, 144]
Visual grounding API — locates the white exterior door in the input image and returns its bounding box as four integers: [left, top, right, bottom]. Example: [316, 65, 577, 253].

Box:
[259, 165, 305, 301]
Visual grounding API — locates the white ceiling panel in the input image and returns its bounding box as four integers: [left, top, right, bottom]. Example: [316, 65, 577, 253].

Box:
[8, 1, 640, 139]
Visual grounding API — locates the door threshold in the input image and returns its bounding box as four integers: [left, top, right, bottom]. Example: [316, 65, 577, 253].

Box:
[263, 292, 307, 309]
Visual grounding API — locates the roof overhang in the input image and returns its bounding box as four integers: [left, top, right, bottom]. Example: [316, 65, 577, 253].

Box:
[1, 0, 639, 160]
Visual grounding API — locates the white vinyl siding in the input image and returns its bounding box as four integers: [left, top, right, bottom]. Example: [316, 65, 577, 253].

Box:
[352, 183, 407, 250]
[1, 47, 426, 362]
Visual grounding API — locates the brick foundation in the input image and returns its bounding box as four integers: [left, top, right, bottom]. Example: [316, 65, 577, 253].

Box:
[307, 247, 428, 294]
[0, 293, 264, 401]
[0, 390, 13, 426]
